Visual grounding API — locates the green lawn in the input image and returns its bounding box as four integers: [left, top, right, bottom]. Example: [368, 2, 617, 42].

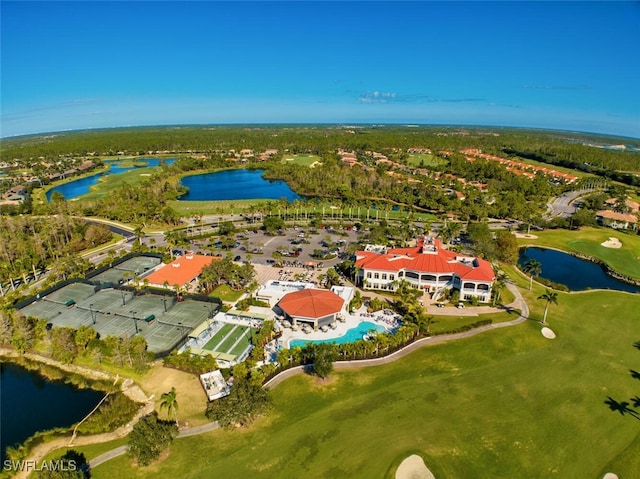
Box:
[89, 281, 640, 479]
[428, 309, 520, 334]
[281, 154, 322, 166]
[406, 153, 446, 167]
[518, 227, 640, 280]
[82, 167, 160, 200]
[169, 199, 437, 223]
[168, 199, 267, 216]
[211, 284, 245, 303]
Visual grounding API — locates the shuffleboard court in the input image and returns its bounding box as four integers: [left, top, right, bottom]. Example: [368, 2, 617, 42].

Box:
[217, 326, 249, 353]
[229, 329, 256, 357]
[200, 323, 257, 361]
[204, 323, 235, 351]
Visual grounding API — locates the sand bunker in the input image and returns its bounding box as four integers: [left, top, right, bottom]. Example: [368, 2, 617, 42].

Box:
[396, 455, 435, 479]
[541, 327, 556, 339]
[514, 233, 538, 239]
[601, 237, 622, 249]
[602, 474, 619, 479]
[309, 161, 323, 168]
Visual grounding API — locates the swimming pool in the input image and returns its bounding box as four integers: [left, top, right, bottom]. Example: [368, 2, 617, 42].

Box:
[289, 321, 386, 348]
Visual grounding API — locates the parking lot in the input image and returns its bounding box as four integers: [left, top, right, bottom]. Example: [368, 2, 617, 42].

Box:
[185, 226, 363, 268]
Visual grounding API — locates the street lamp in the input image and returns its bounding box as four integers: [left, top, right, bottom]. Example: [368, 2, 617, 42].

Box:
[121, 290, 126, 306]
[129, 310, 139, 334]
[203, 305, 214, 328]
[162, 295, 167, 313]
[89, 303, 96, 325]
[177, 321, 189, 345]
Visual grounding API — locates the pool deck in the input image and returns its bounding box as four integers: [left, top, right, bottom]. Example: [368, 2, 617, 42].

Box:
[277, 306, 400, 348]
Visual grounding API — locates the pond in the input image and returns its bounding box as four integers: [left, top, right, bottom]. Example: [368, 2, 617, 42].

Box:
[518, 247, 640, 293]
[0, 362, 104, 460]
[178, 169, 301, 201]
[46, 158, 175, 201]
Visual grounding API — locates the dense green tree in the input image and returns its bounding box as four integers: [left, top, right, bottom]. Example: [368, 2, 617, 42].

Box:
[218, 220, 236, 236]
[51, 327, 79, 363]
[311, 343, 338, 379]
[10, 314, 36, 353]
[35, 450, 89, 479]
[262, 216, 284, 232]
[205, 379, 270, 428]
[128, 412, 177, 466]
[495, 230, 519, 264]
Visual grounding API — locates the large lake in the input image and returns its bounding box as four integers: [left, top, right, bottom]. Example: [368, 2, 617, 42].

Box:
[0, 362, 104, 460]
[46, 158, 175, 201]
[178, 169, 301, 201]
[518, 247, 640, 293]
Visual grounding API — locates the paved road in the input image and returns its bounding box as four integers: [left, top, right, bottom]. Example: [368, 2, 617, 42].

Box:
[545, 188, 594, 219]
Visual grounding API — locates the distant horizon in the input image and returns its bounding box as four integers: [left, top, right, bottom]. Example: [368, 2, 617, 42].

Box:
[2, 122, 639, 143]
[2, 2, 639, 139]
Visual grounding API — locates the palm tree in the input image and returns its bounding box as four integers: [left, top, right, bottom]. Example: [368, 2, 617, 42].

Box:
[537, 289, 558, 324]
[160, 387, 179, 427]
[492, 270, 509, 305]
[523, 258, 542, 291]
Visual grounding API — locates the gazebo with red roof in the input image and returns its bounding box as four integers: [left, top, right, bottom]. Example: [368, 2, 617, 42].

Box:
[276, 289, 345, 330]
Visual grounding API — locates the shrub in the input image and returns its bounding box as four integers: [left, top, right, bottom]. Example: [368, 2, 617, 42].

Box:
[77, 393, 140, 434]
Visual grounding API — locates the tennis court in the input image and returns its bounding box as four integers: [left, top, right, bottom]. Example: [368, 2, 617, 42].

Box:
[19, 282, 219, 355]
[91, 256, 162, 285]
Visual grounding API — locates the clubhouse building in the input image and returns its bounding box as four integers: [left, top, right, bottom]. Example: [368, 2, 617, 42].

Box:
[354, 237, 495, 302]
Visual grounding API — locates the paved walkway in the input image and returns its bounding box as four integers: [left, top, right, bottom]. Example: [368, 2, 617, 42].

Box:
[28, 282, 530, 471]
[88, 421, 221, 468]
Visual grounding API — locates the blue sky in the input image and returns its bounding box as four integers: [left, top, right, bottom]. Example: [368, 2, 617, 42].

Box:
[1, 1, 639, 138]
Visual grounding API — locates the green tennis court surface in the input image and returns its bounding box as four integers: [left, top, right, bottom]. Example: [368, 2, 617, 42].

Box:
[20, 281, 218, 355]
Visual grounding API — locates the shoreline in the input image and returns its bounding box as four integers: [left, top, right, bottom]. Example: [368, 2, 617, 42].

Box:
[0, 347, 153, 475]
[519, 244, 640, 289]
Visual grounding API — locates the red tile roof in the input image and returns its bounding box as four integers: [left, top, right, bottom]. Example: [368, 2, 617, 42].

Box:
[596, 210, 638, 223]
[145, 254, 219, 287]
[277, 289, 344, 319]
[355, 238, 495, 282]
